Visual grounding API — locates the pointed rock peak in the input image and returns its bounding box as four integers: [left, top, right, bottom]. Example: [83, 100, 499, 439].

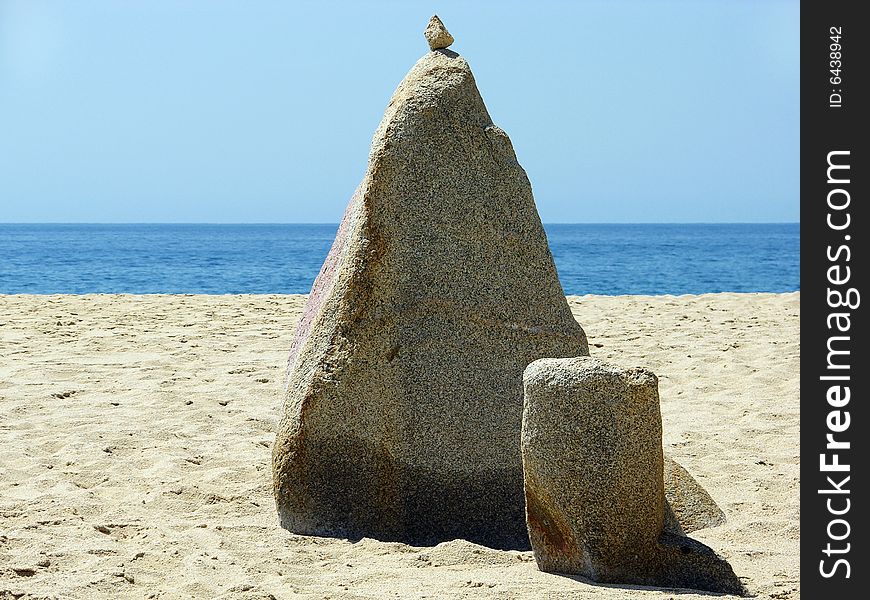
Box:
[424, 15, 454, 50]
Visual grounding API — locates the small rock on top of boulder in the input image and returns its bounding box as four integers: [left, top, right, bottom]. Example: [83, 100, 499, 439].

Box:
[424, 15, 454, 50]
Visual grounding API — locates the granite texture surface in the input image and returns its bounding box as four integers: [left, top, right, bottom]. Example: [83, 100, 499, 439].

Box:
[272, 39, 587, 549]
[522, 357, 743, 594]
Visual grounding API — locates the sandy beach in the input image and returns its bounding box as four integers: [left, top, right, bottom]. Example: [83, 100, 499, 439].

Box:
[0, 293, 799, 599]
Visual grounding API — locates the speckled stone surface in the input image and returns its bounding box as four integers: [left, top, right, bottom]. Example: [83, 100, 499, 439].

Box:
[521, 357, 743, 594]
[663, 454, 726, 533]
[424, 15, 454, 50]
[272, 32, 588, 550]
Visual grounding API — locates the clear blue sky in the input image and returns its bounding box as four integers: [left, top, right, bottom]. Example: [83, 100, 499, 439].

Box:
[1, 0, 799, 223]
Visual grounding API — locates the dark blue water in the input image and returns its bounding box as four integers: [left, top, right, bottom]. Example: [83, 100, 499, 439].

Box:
[0, 223, 799, 295]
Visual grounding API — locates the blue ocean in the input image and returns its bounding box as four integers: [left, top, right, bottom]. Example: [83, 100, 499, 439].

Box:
[0, 223, 799, 295]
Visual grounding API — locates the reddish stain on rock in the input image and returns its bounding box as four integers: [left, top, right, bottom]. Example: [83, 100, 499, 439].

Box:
[285, 189, 361, 381]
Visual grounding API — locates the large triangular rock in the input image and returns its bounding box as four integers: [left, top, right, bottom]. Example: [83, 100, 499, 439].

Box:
[272, 22, 589, 550]
[272, 18, 726, 550]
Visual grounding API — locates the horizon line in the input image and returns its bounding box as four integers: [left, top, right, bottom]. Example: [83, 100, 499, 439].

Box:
[0, 221, 801, 226]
